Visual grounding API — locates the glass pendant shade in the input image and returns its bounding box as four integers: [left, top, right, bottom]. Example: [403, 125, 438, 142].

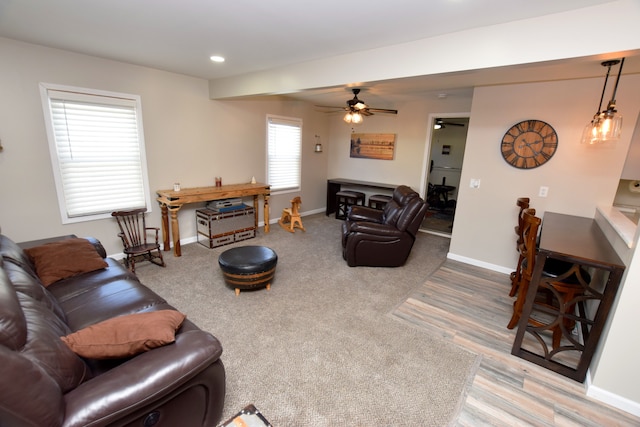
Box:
[581, 109, 623, 145]
[581, 58, 625, 145]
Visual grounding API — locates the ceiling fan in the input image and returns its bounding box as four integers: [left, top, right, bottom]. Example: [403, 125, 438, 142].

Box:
[316, 89, 398, 124]
[434, 118, 465, 129]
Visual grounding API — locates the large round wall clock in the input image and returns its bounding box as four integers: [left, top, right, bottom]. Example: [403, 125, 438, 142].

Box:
[501, 119, 558, 169]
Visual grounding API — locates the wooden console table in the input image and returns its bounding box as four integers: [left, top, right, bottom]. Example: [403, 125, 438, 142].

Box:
[511, 212, 625, 382]
[157, 183, 270, 257]
[326, 178, 398, 215]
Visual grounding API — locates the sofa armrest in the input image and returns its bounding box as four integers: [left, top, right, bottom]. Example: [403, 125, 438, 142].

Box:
[347, 206, 385, 223]
[347, 221, 404, 238]
[83, 237, 107, 258]
[62, 330, 223, 427]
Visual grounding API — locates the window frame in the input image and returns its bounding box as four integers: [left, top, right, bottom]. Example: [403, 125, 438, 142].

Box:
[39, 82, 152, 224]
[266, 114, 302, 195]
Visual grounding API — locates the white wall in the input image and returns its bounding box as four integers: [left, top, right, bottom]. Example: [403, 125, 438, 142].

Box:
[0, 37, 329, 256]
[450, 77, 640, 271]
[327, 98, 472, 192]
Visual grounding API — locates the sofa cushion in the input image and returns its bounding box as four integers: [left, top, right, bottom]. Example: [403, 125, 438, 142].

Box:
[25, 238, 108, 286]
[61, 310, 186, 359]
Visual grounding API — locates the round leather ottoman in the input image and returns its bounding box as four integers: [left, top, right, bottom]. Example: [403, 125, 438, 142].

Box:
[218, 246, 278, 295]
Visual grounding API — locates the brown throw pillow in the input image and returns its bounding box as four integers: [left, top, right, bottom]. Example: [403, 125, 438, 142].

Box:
[25, 238, 108, 286]
[61, 310, 186, 359]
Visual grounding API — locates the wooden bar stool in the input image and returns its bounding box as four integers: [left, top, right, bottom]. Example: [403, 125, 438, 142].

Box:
[507, 209, 588, 350]
[335, 190, 365, 219]
[368, 194, 392, 210]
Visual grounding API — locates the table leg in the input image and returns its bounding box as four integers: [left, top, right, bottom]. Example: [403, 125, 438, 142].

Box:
[253, 195, 259, 229]
[264, 194, 270, 233]
[169, 207, 181, 257]
[160, 204, 170, 251]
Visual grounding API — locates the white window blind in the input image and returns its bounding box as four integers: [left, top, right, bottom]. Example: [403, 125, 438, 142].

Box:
[40, 84, 150, 223]
[267, 115, 302, 192]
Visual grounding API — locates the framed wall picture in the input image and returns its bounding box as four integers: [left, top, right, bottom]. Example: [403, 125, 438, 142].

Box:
[350, 133, 396, 160]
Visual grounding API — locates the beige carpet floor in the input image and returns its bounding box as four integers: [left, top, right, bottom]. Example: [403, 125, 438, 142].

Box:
[135, 213, 478, 426]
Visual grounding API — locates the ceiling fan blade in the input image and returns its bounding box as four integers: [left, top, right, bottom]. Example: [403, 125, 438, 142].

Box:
[315, 105, 346, 109]
[442, 122, 465, 126]
[360, 110, 374, 116]
[367, 108, 398, 115]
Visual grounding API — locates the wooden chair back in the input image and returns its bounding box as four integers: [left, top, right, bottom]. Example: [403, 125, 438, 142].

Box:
[515, 197, 530, 247]
[111, 208, 165, 272]
[112, 208, 149, 249]
[510, 197, 531, 296]
[507, 208, 540, 329]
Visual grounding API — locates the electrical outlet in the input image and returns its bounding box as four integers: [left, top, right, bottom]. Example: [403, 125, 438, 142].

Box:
[470, 179, 480, 189]
[539, 186, 549, 197]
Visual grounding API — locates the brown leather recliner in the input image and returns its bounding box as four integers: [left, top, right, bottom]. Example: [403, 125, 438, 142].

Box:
[341, 185, 428, 267]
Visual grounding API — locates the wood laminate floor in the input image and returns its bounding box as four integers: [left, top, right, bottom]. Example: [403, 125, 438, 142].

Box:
[391, 260, 640, 427]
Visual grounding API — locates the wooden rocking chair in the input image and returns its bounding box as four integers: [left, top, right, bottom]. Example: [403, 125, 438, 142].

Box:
[278, 196, 305, 233]
[112, 208, 166, 273]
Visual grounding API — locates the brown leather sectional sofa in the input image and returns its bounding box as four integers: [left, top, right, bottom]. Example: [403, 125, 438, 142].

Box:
[0, 232, 225, 427]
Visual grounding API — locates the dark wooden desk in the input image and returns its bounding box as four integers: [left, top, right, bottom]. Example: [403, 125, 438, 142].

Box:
[157, 183, 270, 257]
[511, 212, 625, 382]
[326, 178, 398, 215]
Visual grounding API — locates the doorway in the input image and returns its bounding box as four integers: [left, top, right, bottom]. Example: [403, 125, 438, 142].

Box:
[420, 114, 470, 236]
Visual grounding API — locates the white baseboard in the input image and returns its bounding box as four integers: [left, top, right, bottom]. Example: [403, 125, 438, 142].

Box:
[446, 252, 513, 275]
[268, 207, 326, 224]
[114, 209, 326, 258]
[587, 383, 640, 418]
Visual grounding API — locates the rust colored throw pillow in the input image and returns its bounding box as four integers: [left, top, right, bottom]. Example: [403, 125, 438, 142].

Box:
[25, 238, 108, 286]
[61, 310, 186, 359]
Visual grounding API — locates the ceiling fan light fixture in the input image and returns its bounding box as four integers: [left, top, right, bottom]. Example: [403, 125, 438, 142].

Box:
[343, 111, 363, 124]
[347, 111, 363, 124]
[354, 101, 367, 110]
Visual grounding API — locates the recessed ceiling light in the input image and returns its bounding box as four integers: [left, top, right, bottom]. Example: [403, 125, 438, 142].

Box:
[210, 55, 225, 63]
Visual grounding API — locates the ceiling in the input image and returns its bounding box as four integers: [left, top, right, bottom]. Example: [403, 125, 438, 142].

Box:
[1, 0, 638, 107]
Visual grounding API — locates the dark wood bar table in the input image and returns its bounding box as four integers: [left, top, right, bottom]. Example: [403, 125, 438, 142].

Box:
[326, 178, 398, 216]
[511, 212, 625, 382]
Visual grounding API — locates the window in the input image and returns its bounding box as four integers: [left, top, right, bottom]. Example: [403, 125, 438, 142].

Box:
[40, 83, 151, 224]
[266, 115, 302, 193]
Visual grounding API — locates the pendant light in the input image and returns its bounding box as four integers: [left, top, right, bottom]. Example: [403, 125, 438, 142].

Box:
[581, 58, 625, 145]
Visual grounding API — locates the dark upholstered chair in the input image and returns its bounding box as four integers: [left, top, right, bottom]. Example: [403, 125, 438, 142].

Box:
[341, 185, 428, 267]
